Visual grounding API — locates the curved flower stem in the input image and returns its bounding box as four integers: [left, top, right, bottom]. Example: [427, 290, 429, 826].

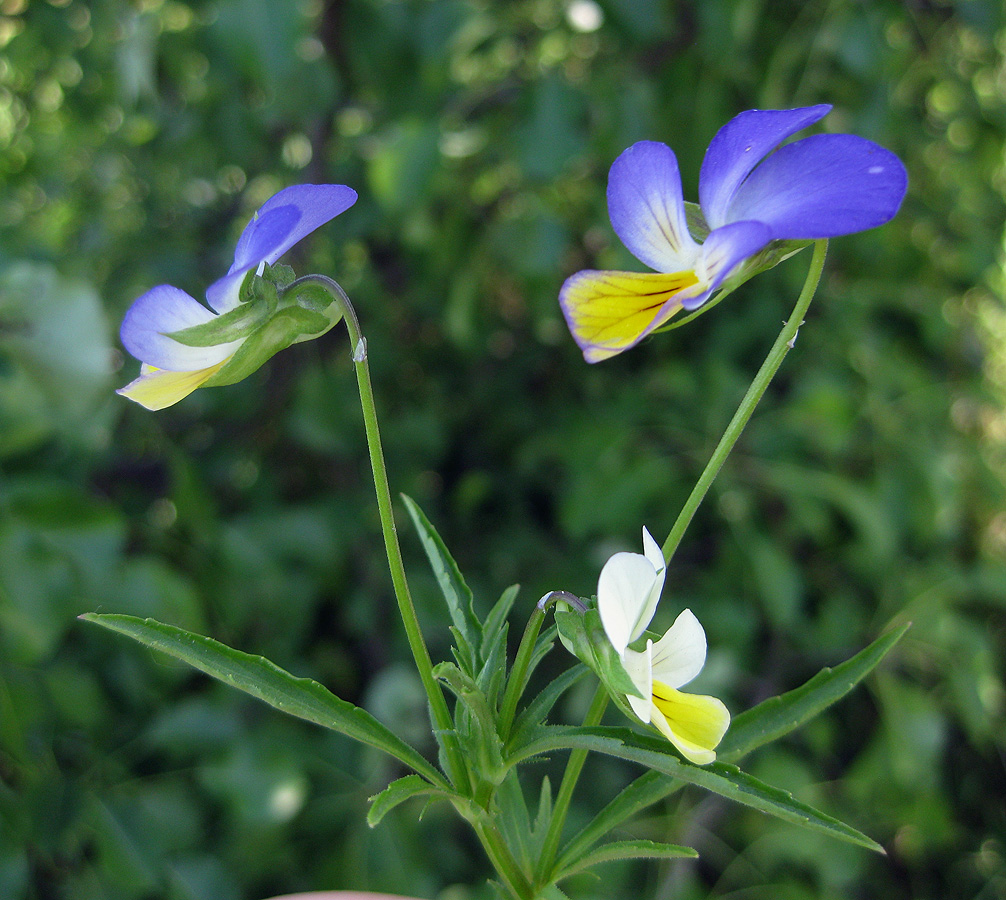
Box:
[286, 275, 468, 789]
[498, 604, 545, 742]
[498, 590, 578, 741]
[534, 682, 609, 888]
[661, 239, 828, 563]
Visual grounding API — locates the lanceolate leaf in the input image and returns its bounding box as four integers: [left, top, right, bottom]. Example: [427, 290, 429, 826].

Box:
[81, 613, 447, 787]
[509, 665, 588, 747]
[718, 623, 910, 762]
[558, 839, 697, 880]
[401, 494, 480, 671]
[367, 774, 451, 827]
[509, 725, 883, 853]
[555, 770, 675, 873]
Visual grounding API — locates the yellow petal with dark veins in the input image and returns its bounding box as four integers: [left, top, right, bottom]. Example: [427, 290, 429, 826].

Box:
[649, 680, 730, 766]
[559, 269, 699, 362]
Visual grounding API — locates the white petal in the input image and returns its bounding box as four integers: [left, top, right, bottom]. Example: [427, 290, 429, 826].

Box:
[622, 642, 653, 722]
[649, 608, 707, 689]
[628, 526, 667, 643]
[597, 551, 660, 656]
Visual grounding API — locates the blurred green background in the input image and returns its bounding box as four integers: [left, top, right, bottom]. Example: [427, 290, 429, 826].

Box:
[1, 0, 1004, 898]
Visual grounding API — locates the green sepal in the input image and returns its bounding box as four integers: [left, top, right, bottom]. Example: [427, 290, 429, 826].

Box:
[367, 774, 450, 827]
[555, 606, 643, 708]
[166, 299, 271, 348]
[202, 305, 332, 387]
[659, 238, 812, 333]
[683, 201, 709, 241]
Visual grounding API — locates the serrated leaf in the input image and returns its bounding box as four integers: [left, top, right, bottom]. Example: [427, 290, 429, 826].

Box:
[81, 613, 446, 787]
[559, 839, 697, 880]
[401, 495, 480, 672]
[508, 725, 883, 853]
[718, 623, 910, 762]
[367, 774, 449, 827]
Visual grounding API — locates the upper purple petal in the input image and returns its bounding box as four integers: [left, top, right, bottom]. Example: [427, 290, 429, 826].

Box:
[607, 141, 699, 273]
[120, 284, 242, 371]
[699, 105, 832, 230]
[722, 134, 908, 239]
[206, 183, 358, 313]
[680, 219, 772, 311]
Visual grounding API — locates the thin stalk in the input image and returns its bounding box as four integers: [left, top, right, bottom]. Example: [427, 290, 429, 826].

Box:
[662, 239, 828, 562]
[497, 604, 545, 741]
[535, 683, 609, 887]
[498, 590, 578, 741]
[287, 275, 467, 788]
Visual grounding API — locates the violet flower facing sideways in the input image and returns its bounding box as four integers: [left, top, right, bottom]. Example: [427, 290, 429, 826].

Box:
[560, 105, 908, 362]
[119, 184, 357, 410]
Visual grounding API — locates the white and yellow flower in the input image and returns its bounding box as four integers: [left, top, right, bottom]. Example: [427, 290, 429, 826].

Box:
[597, 528, 730, 765]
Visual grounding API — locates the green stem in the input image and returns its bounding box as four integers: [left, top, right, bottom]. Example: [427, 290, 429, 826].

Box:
[287, 275, 468, 789]
[498, 604, 545, 742]
[662, 239, 828, 562]
[535, 683, 609, 888]
[474, 819, 534, 900]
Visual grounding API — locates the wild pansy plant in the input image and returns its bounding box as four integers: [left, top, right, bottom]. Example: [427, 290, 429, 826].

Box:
[87, 109, 909, 900]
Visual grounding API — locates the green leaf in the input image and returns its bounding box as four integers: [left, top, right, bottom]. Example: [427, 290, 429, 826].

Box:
[718, 623, 911, 762]
[80, 614, 447, 787]
[509, 665, 588, 748]
[367, 774, 450, 827]
[434, 661, 506, 783]
[401, 494, 480, 671]
[509, 725, 884, 853]
[483, 584, 520, 658]
[555, 770, 675, 873]
[558, 839, 697, 880]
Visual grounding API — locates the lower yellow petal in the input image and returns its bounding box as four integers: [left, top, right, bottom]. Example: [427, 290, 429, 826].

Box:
[650, 680, 730, 766]
[559, 269, 699, 362]
[117, 359, 230, 410]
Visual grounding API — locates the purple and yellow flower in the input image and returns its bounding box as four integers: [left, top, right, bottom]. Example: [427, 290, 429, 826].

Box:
[560, 105, 907, 362]
[118, 184, 357, 410]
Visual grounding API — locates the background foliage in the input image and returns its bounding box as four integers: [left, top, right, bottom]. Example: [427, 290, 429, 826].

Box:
[1, 1, 1004, 898]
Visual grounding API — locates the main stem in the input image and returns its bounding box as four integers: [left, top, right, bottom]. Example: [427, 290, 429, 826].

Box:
[289, 275, 467, 788]
[662, 239, 828, 562]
